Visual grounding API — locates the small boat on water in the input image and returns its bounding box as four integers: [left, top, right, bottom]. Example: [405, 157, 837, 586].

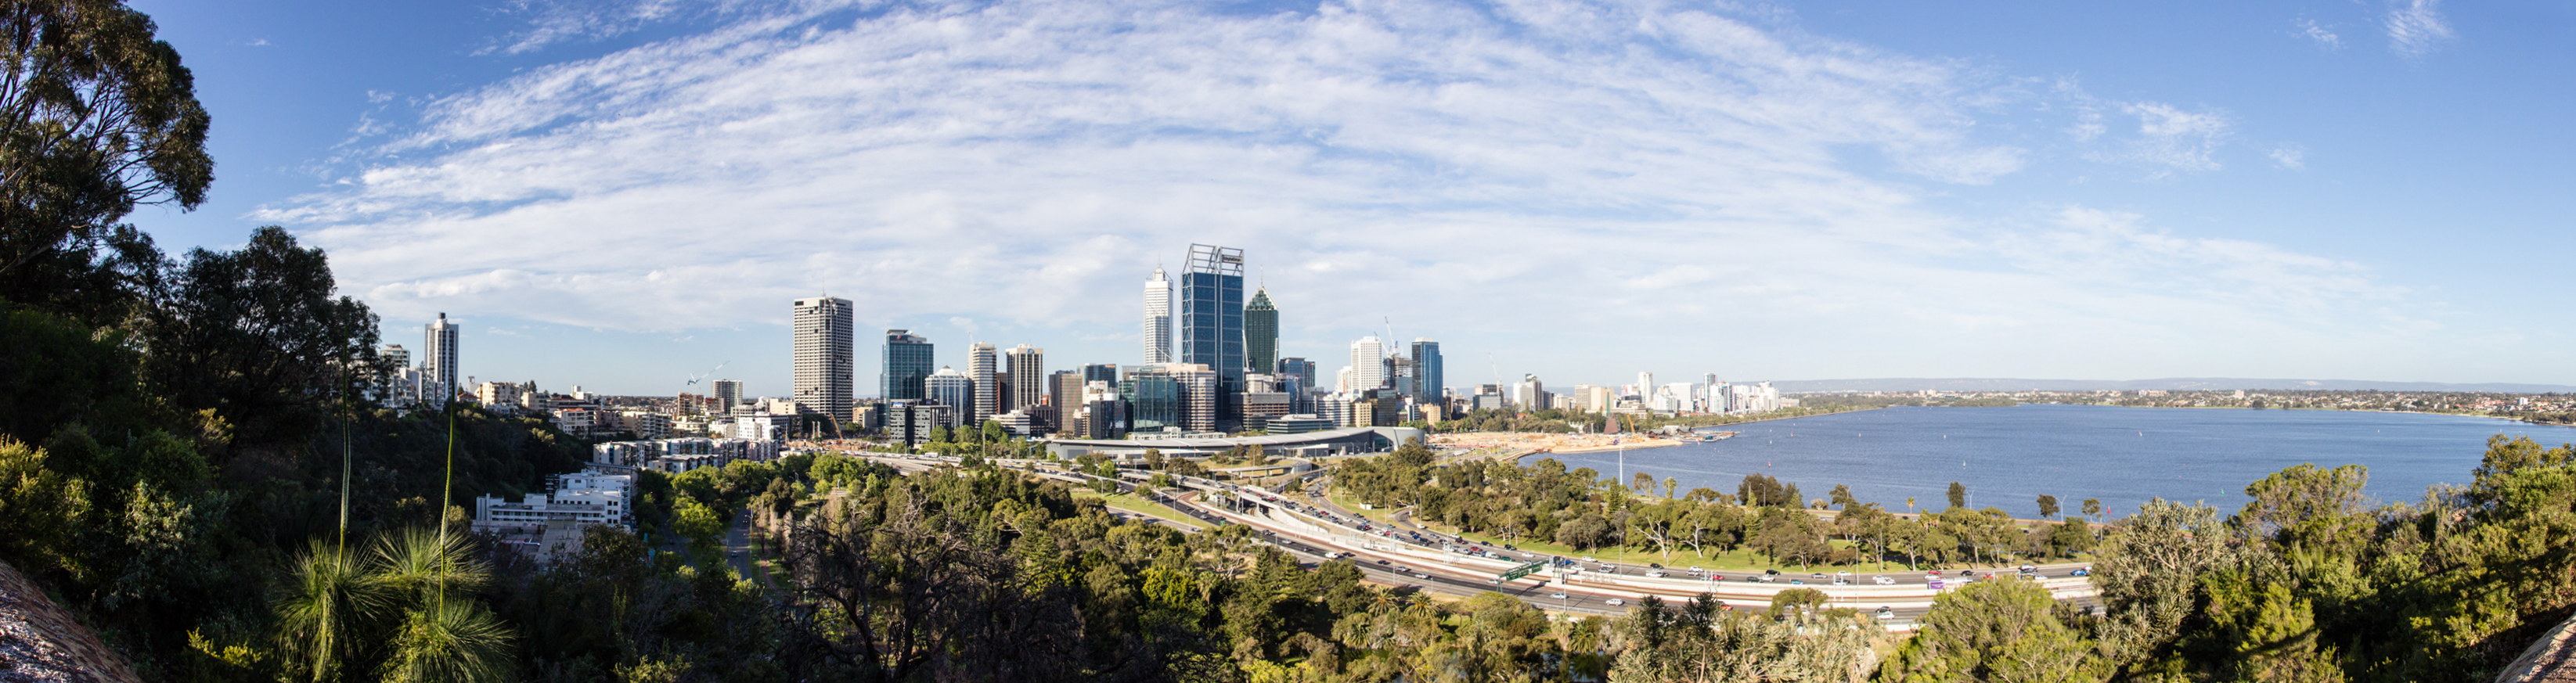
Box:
[1681, 431, 1740, 442]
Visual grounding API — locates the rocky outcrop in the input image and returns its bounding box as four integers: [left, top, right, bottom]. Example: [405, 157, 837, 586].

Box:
[0, 560, 139, 683]
[2497, 613, 2576, 683]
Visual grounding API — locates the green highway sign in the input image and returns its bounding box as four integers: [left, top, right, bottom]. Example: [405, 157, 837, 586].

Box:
[1500, 561, 1545, 582]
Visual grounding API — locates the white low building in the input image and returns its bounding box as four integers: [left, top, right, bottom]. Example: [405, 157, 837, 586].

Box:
[471, 472, 634, 534]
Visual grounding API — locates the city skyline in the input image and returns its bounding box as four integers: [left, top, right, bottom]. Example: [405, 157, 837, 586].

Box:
[123, 0, 2576, 395]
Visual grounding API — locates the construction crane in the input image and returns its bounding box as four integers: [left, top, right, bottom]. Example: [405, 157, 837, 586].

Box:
[685, 361, 730, 387]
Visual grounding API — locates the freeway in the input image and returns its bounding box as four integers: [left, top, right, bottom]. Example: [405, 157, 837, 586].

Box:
[832, 449, 2100, 628]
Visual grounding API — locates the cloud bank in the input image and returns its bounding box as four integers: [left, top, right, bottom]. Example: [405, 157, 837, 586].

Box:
[268, 0, 2419, 382]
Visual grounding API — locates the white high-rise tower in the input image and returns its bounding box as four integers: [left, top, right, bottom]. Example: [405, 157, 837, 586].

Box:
[1349, 336, 1385, 390]
[423, 313, 459, 403]
[1144, 267, 1172, 364]
[970, 342, 999, 425]
[792, 297, 854, 419]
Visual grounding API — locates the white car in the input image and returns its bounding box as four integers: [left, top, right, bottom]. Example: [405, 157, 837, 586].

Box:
[1835, 570, 1854, 578]
[1872, 575, 1895, 585]
[1605, 598, 1626, 606]
[1645, 570, 1667, 577]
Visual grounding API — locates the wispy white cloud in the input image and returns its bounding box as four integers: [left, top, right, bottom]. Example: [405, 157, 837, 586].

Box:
[2270, 144, 2307, 170]
[478, 0, 708, 55]
[266, 0, 2423, 383]
[2296, 19, 2341, 50]
[2385, 0, 2454, 59]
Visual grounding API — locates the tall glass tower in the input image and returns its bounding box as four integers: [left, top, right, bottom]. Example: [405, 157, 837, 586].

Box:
[1244, 286, 1278, 376]
[1178, 243, 1245, 396]
[1410, 338, 1443, 399]
[881, 329, 933, 400]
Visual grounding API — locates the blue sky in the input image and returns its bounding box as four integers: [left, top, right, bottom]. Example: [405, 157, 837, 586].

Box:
[125, 0, 2576, 398]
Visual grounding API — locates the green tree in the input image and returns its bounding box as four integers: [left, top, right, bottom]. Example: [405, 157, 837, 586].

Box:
[1882, 579, 2106, 682]
[0, 0, 214, 325]
[2081, 498, 2102, 518]
[1947, 481, 1967, 509]
[2036, 494, 2059, 519]
[142, 227, 380, 452]
[2091, 498, 2229, 670]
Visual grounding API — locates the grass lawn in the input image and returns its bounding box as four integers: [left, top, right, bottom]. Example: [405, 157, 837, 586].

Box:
[1078, 490, 1210, 530]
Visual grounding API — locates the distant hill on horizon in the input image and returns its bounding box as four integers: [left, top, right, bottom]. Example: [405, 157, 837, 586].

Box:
[1774, 377, 2576, 394]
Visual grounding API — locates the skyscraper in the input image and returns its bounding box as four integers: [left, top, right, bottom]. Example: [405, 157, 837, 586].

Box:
[924, 366, 971, 411]
[1275, 357, 1314, 413]
[792, 297, 854, 417]
[1348, 336, 1385, 390]
[423, 313, 459, 403]
[969, 342, 998, 425]
[1144, 267, 1173, 364]
[712, 379, 744, 411]
[1244, 286, 1277, 375]
[1177, 244, 1245, 398]
[1410, 338, 1443, 399]
[881, 329, 934, 401]
[1007, 344, 1044, 413]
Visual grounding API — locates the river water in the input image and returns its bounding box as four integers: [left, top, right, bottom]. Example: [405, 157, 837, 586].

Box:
[1523, 404, 2576, 520]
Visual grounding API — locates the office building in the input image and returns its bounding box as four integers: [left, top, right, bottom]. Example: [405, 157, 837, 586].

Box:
[1410, 338, 1442, 401]
[1079, 380, 1126, 438]
[711, 379, 743, 412]
[1144, 267, 1173, 364]
[1050, 368, 1082, 409]
[1177, 244, 1245, 412]
[1007, 344, 1044, 415]
[1121, 366, 1184, 435]
[1348, 336, 1385, 390]
[423, 313, 459, 403]
[1513, 374, 1547, 411]
[881, 329, 934, 401]
[1083, 363, 1120, 384]
[882, 401, 958, 446]
[1275, 357, 1315, 412]
[1245, 286, 1278, 374]
[791, 297, 854, 417]
[471, 473, 634, 534]
[969, 342, 998, 425]
[924, 366, 972, 412]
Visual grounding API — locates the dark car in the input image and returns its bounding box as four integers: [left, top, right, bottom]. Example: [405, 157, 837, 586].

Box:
[1648, 563, 1663, 569]
[1958, 570, 1975, 577]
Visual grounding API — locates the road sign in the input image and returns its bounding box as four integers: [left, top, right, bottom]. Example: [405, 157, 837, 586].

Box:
[1500, 561, 1545, 582]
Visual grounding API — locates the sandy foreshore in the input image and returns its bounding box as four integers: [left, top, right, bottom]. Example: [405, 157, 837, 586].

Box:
[1429, 432, 1689, 455]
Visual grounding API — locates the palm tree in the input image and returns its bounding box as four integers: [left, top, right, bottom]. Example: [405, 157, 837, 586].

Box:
[371, 528, 513, 683]
[272, 541, 386, 682]
[380, 599, 514, 683]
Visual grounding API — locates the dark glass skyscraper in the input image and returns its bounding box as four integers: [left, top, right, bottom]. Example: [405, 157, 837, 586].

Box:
[1410, 338, 1443, 400]
[1244, 286, 1277, 376]
[881, 329, 934, 400]
[1179, 243, 1245, 393]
